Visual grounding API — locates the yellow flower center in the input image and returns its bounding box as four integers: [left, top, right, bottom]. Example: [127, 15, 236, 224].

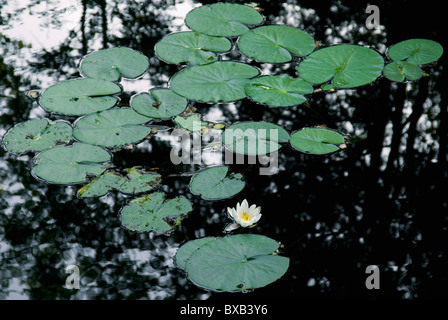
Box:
[240, 212, 251, 221]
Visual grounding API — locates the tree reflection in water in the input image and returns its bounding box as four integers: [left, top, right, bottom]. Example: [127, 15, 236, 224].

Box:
[0, 0, 447, 299]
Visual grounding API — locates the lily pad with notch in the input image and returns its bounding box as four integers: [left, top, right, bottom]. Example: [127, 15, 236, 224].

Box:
[155, 31, 232, 66]
[383, 61, 423, 82]
[39, 78, 122, 116]
[222, 121, 290, 156]
[131, 88, 188, 119]
[31, 142, 112, 184]
[185, 3, 264, 37]
[189, 166, 245, 200]
[170, 61, 260, 103]
[387, 39, 443, 65]
[73, 108, 152, 148]
[2, 119, 73, 154]
[297, 44, 384, 89]
[177, 234, 289, 292]
[119, 192, 193, 234]
[245, 75, 314, 107]
[238, 25, 315, 63]
[289, 127, 346, 155]
[79, 47, 150, 81]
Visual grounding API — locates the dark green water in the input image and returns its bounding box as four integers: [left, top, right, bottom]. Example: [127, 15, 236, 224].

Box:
[1, 0, 447, 300]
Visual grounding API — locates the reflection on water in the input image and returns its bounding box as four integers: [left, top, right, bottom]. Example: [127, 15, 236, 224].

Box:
[1, 0, 447, 299]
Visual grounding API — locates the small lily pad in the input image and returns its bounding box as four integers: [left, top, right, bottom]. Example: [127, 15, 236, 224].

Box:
[289, 127, 346, 154]
[387, 39, 443, 65]
[39, 78, 122, 116]
[2, 119, 72, 154]
[119, 192, 193, 234]
[222, 121, 290, 156]
[383, 61, 423, 82]
[170, 61, 260, 103]
[238, 25, 315, 63]
[155, 31, 232, 66]
[31, 143, 112, 184]
[79, 47, 150, 81]
[185, 3, 264, 37]
[131, 88, 188, 119]
[178, 234, 289, 292]
[73, 108, 152, 148]
[189, 166, 245, 200]
[245, 75, 314, 107]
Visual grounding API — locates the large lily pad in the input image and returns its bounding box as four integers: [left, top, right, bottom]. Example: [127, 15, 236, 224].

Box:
[2, 119, 72, 154]
[189, 166, 245, 200]
[77, 167, 162, 198]
[387, 39, 443, 65]
[238, 25, 315, 63]
[185, 3, 264, 37]
[383, 61, 423, 82]
[297, 44, 384, 89]
[73, 108, 152, 148]
[119, 192, 193, 234]
[155, 31, 232, 66]
[31, 143, 112, 184]
[79, 47, 149, 81]
[177, 234, 289, 292]
[222, 121, 290, 156]
[130, 88, 188, 119]
[39, 78, 122, 115]
[245, 75, 314, 107]
[170, 61, 260, 103]
[289, 127, 346, 154]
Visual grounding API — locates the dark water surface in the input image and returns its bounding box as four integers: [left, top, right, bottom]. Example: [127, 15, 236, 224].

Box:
[1, 0, 447, 300]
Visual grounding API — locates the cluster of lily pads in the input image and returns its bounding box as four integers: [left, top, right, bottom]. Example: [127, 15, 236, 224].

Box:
[1, 2, 443, 292]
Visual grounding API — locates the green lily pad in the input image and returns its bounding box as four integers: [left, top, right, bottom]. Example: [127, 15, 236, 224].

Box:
[155, 31, 232, 66]
[31, 143, 112, 184]
[79, 47, 149, 81]
[222, 121, 290, 156]
[2, 119, 72, 154]
[387, 39, 443, 65]
[73, 108, 152, 148]
[39, 78, 122, 116]
[383, 61, 423, 82]
[185, 3, 264, 37]
[238, 25, 315, 63]
[170, 61, 260, 103]
[179, 234, 289, 292]
[174, 237, 217, 269]
[77, 167, 162, 198]
[289, 127, 346, 154]
[297, 44, 384, 88]
[119, 192, 193, 234]
[245, 75, 314, 107]
[131, 88, 188, 119]
[189, 166, 245, 200]
[173, 113, 207, 132]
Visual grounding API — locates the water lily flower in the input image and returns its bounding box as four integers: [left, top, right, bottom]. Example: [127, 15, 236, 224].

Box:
[225, 199, 261, 232]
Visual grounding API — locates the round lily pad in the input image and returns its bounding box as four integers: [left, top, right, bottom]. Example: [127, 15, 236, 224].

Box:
[245, 75, 314, 107]
[387, 39, 443, 65]
[73, 108, 152, 148]
[39, 78, 122, 116]
[170, 61, 260, 103]
[155, 31, 232, 66]
[383, 61, 423, 82]
[289, 127, 346, 154]
[185, 3, 264, 37]
[222, 121, 290, 156]
[238, 25, 315, 63]
[174, 237, 217, 270]
[2, 119, 72, 154]
[189, 166, 245, 200]
[180, 234, 289, 292]
[119, 192, 193, 234]
[79, 47, 150, 81]
[297, 44, 384, 89]
[130, 88, 188, 119]
[31, 143, 112, 184]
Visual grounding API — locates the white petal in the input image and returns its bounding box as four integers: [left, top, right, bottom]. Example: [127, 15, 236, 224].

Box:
[224, 223, 240, 232]
[252, 213, 262, 224]
[227, 207, 235, 218]
[240, 199, 249, 211]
